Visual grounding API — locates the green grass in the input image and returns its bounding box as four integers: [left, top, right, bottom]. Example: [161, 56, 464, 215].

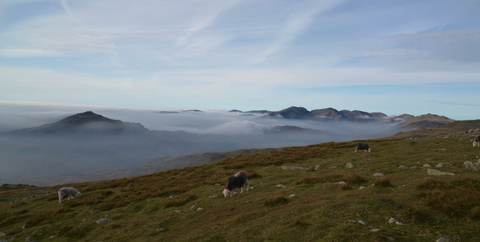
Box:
[1, 130, 480, 241]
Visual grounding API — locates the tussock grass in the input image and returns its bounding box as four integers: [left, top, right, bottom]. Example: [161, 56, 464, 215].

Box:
[163, 193, 198, 209]
[373, 177, 392, 187]
[417, 177, 480, 219]
[264, 195, 289, 207]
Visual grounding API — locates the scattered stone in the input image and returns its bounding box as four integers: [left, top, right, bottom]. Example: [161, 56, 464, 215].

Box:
[333, 181, 346, 185]
[395, 221, 403, 225]
[370, 228, 380, 232]
[0, 237, 16, 242]
[0, 232, 6, 237]
[104, 215, 109, 218]
[388, 218, 396, 223]
[196, 208, 203, 211]
[439, 148, 446, 151]
[96, 218, 113, 224]
[348, 219, 357, 223]
[345, 162, 358, 168]
[358, 220, 368, 225]
[386, 236, 396, 241]
[174, 210, 182, 213]
[156, 228, 164, 232]
[314, 165, 321, 170]
[146, 199, 154, 203]
[427, 169, 455, 176]
[22, 224, 30, 229]
[436, 236, 453, 242]
[246, 201, 250, 204]
[281, 166, 310, 170]
[90, 210, 101, 214]
[330, 166, 338, 169]
[423, 164, 432, 168]
[359, 186, 365, 190]
[398, 165, 409, 168]
[190, 204, 196, 209]
[289, 194, 295, 197]
[436, 163, 451, 168]
[250, 187, 254, 189]
[209, 195, 218, 198]
[83, 218, 89, 222]
[373, 173, 385, 176]
[214, 183, 220, 186]
[276, 184, 286, 188]
[464, 161, 480, 171]
[169, 195, 177, 199]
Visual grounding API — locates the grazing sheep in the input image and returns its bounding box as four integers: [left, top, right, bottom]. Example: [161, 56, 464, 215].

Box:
[474, 136, 480, 147]
[355, 143, 371, 153]
[223, 171, 249, 197]
[58, 187, 82, 203]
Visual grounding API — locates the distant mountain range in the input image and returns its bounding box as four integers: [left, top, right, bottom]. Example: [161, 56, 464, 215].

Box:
[0, 107, 460, 186]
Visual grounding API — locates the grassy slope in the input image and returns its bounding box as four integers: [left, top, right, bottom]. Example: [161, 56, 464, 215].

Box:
[1, 131, 480, 241]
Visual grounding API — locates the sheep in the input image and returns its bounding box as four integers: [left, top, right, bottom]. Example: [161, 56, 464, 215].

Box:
[223, 171, 249, 197]
[474, 136, 480, 147]
[58, 187, 82, 203]
[355, 143, 371, 153]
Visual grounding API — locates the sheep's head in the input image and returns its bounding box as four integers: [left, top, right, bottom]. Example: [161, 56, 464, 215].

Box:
[76, 192, 82, 197]
[223, 188, 230, 197]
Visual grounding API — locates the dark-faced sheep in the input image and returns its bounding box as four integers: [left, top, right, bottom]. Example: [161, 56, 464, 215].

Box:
[58, 187, 82, 203]
[474, 136, 480, 147]
[223, 171, 249, 197]
[355, 143, 371, 153]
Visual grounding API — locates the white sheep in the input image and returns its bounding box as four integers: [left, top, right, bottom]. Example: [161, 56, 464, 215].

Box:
[58, 187, 82, 203]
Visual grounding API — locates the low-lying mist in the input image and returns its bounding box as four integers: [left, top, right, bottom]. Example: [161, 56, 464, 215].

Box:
[0, 102, 402, 185]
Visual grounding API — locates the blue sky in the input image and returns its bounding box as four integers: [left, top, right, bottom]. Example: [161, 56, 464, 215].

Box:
[1, 0, 479, 120]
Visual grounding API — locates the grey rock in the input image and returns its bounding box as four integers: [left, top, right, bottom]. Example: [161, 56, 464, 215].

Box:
[386, 236, 396, 241]
[345, 162, 357, 168]
[0, 232, 6, 237]
[436, 163, 451, 168]
[314, 165, 321, 170]
[398, 165, 410, 168]
[22, 224, 30, 229]
[90, 210, 101, 214]
[427, 169, 455, 176]
[464, 161, 480, 171]
[357, 220, 368, 225]
[276, 184, 286, 188]
[373, 173, 385, 176]
[281, 166, 310, 170]
[436, 236, 453, 242]
[95, 218, 113, 224]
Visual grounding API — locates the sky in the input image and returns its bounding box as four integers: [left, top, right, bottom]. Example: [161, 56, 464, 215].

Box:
[1, 0, 480, 120]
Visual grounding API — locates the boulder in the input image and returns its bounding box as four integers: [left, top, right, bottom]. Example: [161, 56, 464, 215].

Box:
[427, 169, 455, 176]
[96, 218, 113, 224]
[345, 162, 357, 168]
[464, 161, 480, 171]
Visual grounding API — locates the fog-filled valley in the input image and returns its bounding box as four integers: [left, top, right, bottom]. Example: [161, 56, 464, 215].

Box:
[0, 102, 405, 185]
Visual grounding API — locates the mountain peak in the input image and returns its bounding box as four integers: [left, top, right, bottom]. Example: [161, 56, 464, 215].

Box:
[10, 111, 145, 136]
[58, 111, 121, 126]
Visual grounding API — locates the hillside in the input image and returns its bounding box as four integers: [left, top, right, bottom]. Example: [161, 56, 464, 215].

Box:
[2, 128, 480, 241]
